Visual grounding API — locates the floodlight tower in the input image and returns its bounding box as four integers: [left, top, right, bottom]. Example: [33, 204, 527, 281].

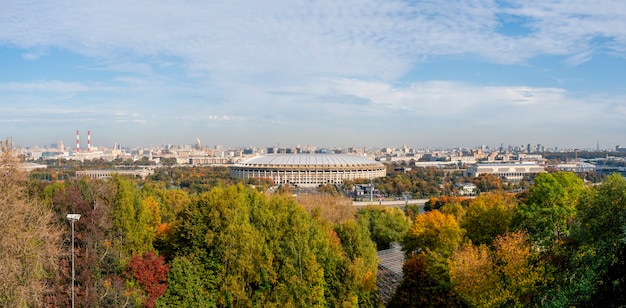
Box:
[66, 214, 81, 308]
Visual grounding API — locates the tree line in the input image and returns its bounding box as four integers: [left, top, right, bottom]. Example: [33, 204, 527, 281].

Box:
[4, 142, 626, 307]
[389, 172, 626, 307]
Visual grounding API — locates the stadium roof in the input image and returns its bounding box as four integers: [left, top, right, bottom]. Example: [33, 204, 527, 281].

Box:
[234, 153, 382, 167]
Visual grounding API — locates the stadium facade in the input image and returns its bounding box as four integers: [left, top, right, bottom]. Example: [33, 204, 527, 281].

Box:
[231, 153, 386, 187]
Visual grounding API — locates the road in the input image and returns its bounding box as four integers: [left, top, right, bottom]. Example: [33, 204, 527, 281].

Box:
[352, 198, 427, 213]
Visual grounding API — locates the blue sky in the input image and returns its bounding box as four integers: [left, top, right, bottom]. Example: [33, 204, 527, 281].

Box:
[1, 0, 626, 150]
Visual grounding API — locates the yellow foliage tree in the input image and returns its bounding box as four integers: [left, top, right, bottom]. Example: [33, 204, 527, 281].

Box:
[0, 141, 61, 306]
[450, 231, 542, 307]
[462, 192, 516, 245]
[403, 210, 465, 257]
[450, 244, 507, 307]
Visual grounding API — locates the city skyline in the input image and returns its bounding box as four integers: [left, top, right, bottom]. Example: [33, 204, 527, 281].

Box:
[2, 1, 626, 149]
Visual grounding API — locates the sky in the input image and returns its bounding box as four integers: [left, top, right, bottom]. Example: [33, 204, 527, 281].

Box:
[1, 0, 626, 150]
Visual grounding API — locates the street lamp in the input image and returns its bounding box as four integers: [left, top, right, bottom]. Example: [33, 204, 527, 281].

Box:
[66, 214, 81, 308]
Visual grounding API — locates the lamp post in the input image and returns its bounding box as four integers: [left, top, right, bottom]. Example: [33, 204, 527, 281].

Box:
[66, 214, 81, 308]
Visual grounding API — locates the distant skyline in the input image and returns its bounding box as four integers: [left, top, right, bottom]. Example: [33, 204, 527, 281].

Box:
[2, 1, 626, 149]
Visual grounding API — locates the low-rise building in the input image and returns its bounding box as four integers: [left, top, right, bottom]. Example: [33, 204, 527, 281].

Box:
[555, 162, 596, 173]
[76, 168, 154, 180]
[465, 162, 545, 181]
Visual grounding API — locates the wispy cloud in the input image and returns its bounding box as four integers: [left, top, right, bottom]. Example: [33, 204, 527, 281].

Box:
[3, 1, 626, 76]
[0, 80, 95, 92]
[1, 1, 626, 147]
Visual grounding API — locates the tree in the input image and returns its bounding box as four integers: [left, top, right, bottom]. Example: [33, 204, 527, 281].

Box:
[111, 175, 155, 262]
[0, 140, 61, 307]
[492, 231, 542, 305]
[156, 256, 216, 307]
[450, 243, 505, 307]
[439, 201, 466, 225]
[450, 231, 542, 307]
[127, 251, 170, 308]
[319, 183, 340, 196]
[424, 196, 470, 212]
[43, 177, 131, 307]
[168, 184, 380, 307]
[462, 192, 516, 245]
[471, 173, 502, 192]
[403, 210, 465, 258]
[512, 172, 585, 248]
[357, 205, 410, 250]
[388, 250, 463, 307]
[333, 216, 380, 306]
[545, 173, 626, 307]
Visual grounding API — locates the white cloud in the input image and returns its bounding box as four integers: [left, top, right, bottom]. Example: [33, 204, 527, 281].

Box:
[3, 0, 626, 80]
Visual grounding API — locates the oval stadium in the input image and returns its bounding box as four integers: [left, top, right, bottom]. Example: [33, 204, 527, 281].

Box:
[231, 153, 386, 187]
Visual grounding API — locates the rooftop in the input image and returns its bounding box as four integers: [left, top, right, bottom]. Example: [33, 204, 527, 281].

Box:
[234, 153, 382, 167]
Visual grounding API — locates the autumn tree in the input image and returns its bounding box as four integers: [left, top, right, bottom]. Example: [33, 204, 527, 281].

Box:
[0, 140, 61, 307]
[319, 183, 340, 196]
[298, 193, 356, 224]
[450, 231, 542, 307]
[43, 177, 133, 307]
[403, 210, 465, 258]
[424, 196, 470, 212]
[392, 210, 466, 307]
[388, 250, 463, 307]
[439, 201, 467, 225]
[127, 251, 169, 308]
[470, 173, 502, 192]
[450, 243, 504, 307]
[462, 192, 516, 245]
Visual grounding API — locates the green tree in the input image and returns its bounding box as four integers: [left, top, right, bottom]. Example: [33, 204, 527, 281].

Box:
[167, 184, 381, 307]
[512, 172, 586, 248]
[357, 205, 410, 250]
[547, 173, 626, 307]
[157, 256, 217, 307]
[111, 175, 154, 263]
[334, 216, 380, 306]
